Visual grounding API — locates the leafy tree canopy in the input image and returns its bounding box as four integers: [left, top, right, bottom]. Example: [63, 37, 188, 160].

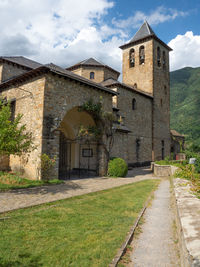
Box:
[0, 100, 33, 156]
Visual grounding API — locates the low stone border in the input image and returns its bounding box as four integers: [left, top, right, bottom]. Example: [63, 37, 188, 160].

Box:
[171, 178, 192, 267]
[172, 178, 200, 267]
[153, 163, 178, 177]
[109, 193, 153, 267]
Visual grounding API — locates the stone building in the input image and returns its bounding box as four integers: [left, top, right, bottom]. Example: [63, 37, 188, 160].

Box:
[170, 130, 185, 159]
[0, 21, 172, 180]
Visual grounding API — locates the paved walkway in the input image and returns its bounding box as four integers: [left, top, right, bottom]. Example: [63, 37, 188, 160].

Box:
[129, 179, 180, 267]
[0, 167, 156, 213]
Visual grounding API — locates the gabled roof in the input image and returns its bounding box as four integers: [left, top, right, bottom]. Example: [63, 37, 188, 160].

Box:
[119, 21, 172, 51]
[77, 58, 104, 66]
[100, 78, 153, 99]
[66, 57, 120, 76]
[0, 56, 42, 69]
[0, 63, 117, 96]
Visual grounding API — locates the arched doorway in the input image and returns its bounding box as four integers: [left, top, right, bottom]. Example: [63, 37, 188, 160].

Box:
[58, 107, 98, 179]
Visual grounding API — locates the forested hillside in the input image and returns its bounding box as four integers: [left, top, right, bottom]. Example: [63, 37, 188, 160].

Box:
[170, 66, 200, 149]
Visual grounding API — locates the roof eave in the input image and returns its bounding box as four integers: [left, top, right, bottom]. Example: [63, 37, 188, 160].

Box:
[104, 82, 153, 99]
[119, 35, 172, 51]
[0, 66, 117, 96]
[0, 57, 33, 70]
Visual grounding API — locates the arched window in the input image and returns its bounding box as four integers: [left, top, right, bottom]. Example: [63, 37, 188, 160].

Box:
[129, 48, 135, 67]
[160, 98, 163, 107]
[132, 98, 136, 110]
[90, 72, 94, 79]
[157, 47, 161, 67]
[139, 46, 145, 64]
[163, 51, 166, 69]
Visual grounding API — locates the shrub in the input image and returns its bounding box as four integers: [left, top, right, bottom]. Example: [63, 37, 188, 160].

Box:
[107, 158, 128, 177]
[41, 154, 56, 181]
[194, 156, 200, 173]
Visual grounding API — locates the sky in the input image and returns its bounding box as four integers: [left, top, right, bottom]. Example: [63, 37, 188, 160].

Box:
[0, 0, 200, 72]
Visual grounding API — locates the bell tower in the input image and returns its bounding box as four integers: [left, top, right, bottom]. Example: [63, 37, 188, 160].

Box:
[120, 21, 172, 161]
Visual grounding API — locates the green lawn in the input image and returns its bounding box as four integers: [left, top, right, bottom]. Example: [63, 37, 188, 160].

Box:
[0, 179, 159, 267]
[0, 171, 62, 191]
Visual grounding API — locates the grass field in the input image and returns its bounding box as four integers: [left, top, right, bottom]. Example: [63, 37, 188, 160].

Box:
[0, 171, 62, 191]
[0, 179, 159, 267]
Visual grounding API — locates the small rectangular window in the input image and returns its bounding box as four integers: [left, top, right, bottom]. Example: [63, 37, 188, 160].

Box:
[82, 148, 93, 157]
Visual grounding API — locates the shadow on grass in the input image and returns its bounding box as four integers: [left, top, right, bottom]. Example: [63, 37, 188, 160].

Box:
[0, 253, 42, 267]
[1, 181, 84, 196]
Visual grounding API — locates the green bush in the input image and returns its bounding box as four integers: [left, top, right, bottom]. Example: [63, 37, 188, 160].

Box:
[41, 153, 56, 181]
[194, 156, 200, 173]
[107, 158, 128, 177]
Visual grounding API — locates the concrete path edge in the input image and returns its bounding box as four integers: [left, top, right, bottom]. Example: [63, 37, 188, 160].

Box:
[109, 191, 155, 267]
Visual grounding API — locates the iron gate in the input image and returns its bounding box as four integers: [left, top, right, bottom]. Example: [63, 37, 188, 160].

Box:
[59, 132, 98, 179]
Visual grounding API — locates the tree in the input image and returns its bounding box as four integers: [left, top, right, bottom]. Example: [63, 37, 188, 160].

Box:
[78, 98, 115, 175]
[0, 100, 33, 156]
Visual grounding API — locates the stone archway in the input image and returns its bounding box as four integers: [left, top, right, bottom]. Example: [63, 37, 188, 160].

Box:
[58, 107, 98, 179]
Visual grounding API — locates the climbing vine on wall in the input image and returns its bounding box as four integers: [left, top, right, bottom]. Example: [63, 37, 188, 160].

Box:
[78, 98, 115, 171]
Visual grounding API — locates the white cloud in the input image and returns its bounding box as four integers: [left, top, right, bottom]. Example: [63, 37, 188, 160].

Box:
[0, 1, 192, 74]
[112, 6, 187, 29]
[0, 0, 127, 73]
[169, 32, 200, 71]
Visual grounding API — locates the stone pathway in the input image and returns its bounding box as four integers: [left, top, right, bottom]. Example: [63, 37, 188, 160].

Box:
[129, 179, 180, 267]
[0, 167, 156, 213]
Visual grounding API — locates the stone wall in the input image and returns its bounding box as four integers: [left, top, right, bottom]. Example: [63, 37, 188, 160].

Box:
[152, 39, 171, 160]
[0, 62, 28, 82]
[43, 73, 113, 179]
[0, 155, 10, 171]
[121, 39, 154, 94]
[71, 66, 119, 83]
[0, 76, 46, 179]
[104, 68, 119, 81]
[111, 85, 153, 164]
[81, 66, 104, 83]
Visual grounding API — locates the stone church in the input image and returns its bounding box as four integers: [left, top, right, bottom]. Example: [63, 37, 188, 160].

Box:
[0, 21, 172, 180]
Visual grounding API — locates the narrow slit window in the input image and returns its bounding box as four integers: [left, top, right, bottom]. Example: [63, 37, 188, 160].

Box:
[164, 85, 167, 95]
[132, 98, 136, 110]
[163, 51, 166, 69]
[90, 72, 95, 79]
[157, 47, 161, 67]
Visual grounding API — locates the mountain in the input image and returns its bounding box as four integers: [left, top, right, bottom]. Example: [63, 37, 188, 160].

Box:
[170, 66, 200, 147]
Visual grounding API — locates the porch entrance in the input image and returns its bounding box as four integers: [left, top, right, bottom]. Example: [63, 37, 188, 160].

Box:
[59, 132, 98, 179]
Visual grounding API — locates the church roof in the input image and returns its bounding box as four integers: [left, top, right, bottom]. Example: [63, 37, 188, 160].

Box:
[119, 21, 172, 51]
[66, 57, 120, 76]
[78, 58, 104, 66]
[130, 21, 156, 43]
[100, 78, 153, 99]
[0, 56, 42, 69]
[170, 129, 185, 138]
[0, 62, 117, 96]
